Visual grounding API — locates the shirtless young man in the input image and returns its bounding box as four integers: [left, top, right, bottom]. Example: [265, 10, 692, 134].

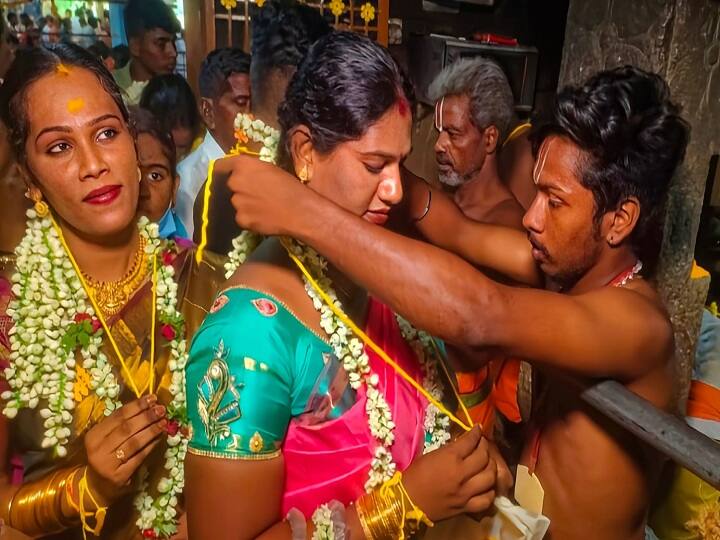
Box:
[219, 65, 690, 539]
[430, 57, 525, 228]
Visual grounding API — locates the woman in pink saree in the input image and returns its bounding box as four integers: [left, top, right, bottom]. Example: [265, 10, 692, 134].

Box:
[184, 32, 498, 539]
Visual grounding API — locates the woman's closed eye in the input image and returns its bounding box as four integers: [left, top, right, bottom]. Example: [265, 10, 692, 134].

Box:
[364, 162, 386, 174]
[548, 196, 563, 209]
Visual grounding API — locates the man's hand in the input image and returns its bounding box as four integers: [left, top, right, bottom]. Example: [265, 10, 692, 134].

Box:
[217, 155, 307, 237]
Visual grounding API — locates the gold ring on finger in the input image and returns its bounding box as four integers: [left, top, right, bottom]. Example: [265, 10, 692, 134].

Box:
[115, 447, 127, 464]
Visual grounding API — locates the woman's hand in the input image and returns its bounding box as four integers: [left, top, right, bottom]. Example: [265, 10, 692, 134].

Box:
[402, 426, 497, 521]
[84, 395, 167, 504]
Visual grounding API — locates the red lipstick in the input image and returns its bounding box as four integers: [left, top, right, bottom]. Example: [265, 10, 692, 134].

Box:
[83, 185, 122, 205]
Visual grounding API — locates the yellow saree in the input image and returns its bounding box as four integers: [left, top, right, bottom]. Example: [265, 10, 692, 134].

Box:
[1, 246, 224, 539]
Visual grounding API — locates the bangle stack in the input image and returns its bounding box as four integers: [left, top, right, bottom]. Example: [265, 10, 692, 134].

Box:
[356, 471, 433, 539]
[3, 465, 82, 536]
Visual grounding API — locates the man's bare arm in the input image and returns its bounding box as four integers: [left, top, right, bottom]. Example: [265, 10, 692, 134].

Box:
[403, 169, 542, 287]
[224, 156, 671, 379]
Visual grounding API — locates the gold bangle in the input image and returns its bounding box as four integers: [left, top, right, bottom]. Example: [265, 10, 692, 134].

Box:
[6, 466, 83, 536]
[356, 484, 404, 539]
[356, 472, 434, 540]
[356, 494, 375, 540]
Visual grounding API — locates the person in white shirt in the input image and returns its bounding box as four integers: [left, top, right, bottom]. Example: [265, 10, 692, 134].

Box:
[112, 0, 180, 105]
[175, 48, 251, 235]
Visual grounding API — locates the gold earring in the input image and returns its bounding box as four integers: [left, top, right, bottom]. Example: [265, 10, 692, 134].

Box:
[28, 189, 49, 217]
[298, 164, 310, 184]
[137, 167, 142, 183]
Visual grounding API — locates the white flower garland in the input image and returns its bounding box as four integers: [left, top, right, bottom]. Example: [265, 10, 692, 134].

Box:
[3, 209, 91, 457]
[233, 112, 280, 164]
[2, 212, 187, 539]
[311, 504, 335, 540]
[284, 240, 451, 493]
[135, 218, 189, 538]
[395, 317, 452, 453]
[224, 231, 261, 279]
[223, 113, 280, 279]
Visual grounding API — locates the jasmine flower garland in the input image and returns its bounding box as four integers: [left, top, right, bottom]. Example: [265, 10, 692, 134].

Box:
[283, 239, 451, 493]
[223, 113, 280, 279]
[2, 211, 188, 539]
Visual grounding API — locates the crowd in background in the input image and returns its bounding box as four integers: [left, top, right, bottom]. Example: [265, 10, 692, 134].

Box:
[4, 6, 118, 63]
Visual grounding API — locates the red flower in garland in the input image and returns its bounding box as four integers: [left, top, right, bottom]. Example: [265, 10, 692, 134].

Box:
[142, 529, 158, 538]
[160, 323, 177, 341]
[74, 313, 102, 333]
[161, 250, 175, 266]
[166, 419, 180, 437]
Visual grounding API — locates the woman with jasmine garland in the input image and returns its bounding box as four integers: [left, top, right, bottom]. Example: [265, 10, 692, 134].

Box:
[0, 45, 223, 539]
[184, 32, 499, 539]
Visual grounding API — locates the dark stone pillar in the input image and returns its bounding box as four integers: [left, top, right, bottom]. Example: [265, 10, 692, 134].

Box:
[558, 0, 720, 406]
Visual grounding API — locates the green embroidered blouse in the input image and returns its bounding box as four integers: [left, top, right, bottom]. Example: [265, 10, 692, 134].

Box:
[185, 287, 333, 460]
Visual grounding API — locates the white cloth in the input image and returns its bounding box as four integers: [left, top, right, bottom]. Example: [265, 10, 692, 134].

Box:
[175, 131, 224, 237]
[424, 497, 550, 540]
[477, 497, 550, 540]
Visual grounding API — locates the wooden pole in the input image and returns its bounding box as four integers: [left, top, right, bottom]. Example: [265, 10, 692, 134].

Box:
[577, 379, 720, 489]
[227, 7, 232, 47]
[243, 0, 250, 52]
[203, 0, 216, 53]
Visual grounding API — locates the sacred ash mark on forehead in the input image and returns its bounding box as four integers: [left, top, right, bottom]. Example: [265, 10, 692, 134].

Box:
[533, 138, 553, 185]
[434, 96, 445, 132]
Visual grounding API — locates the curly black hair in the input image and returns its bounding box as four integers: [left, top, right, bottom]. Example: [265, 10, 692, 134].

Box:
[249, 0, 331, 111]
[277, 31, 415, 169]
[532, 65, 690, 271]
[199, 47, 251, 99]
[139, 73, 201, 139]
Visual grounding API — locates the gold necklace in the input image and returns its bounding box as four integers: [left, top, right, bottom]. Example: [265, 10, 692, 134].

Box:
[81, 235, 149, 317]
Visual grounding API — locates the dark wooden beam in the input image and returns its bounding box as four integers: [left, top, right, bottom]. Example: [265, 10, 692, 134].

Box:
[578, 379, 720, 489]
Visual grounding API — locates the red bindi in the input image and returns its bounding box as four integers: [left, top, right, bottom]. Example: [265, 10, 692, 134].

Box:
[397, 97, 410, 117]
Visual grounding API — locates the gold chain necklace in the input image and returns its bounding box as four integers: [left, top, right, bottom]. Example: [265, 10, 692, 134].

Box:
[81, 235, 149, 317]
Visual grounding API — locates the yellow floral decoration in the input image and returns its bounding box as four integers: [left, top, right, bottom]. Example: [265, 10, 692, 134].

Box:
[329, 0, 345, 18]
[360, 2, 376, 24]
[256, 0, 266, 6]
[221, 0, 237, 9]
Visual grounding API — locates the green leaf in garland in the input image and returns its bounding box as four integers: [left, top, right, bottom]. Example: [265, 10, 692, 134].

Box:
[61, 332, 77, 353]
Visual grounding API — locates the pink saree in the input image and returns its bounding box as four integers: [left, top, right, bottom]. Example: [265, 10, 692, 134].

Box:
[281, 297, 429, 517]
